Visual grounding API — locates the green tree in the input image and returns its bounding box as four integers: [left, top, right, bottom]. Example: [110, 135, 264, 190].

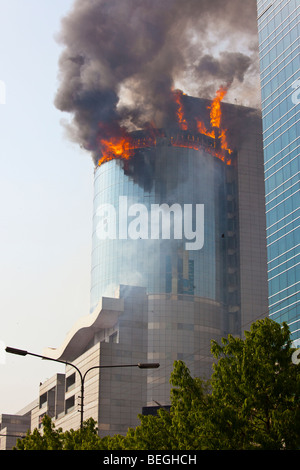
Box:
[108, 318, 300, 450]
[15, 415, 64, 450]
[15, 416, 103, 450]
[103, 361, 210, 450]
[165, 359, 210, 450]
[209, 317, 300, 449]
[62, 418, 104, 450]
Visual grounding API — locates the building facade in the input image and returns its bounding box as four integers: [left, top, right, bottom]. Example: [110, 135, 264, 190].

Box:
[257, 0, 300, 343]
[1, 97, 268, 448]
[90, 138, 227, 310]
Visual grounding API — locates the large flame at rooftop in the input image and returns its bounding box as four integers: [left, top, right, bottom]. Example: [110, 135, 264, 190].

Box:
[97, 85, 233, 167]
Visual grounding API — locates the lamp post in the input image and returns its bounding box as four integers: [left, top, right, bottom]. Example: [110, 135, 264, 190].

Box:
[5, 346, 159, 429]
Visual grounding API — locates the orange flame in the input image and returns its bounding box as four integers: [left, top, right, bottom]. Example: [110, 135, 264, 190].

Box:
[208, 85, 233, 156]
[97, 86, 233, 167]
[173, 89, 188, 130]
[194, 86, 232, 158]
[98, 134, 133, 166]
[97, 125, 159, 166]
[196, 119, 215, 139]
[208, 85, 228, 128]
[219, 128, 232, 155]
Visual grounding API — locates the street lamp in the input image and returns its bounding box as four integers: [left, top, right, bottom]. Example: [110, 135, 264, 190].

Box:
[5, 346, 159, 429]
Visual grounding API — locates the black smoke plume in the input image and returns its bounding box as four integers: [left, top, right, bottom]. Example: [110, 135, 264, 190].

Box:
[54, 0, 260, 165]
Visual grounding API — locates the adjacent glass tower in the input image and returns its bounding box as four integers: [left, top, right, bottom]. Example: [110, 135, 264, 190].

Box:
[257, 0, 300, 342]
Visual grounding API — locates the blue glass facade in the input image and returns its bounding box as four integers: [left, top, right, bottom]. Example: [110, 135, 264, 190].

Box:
[90, 142, 228, 312]
[257, 0, 300, 341]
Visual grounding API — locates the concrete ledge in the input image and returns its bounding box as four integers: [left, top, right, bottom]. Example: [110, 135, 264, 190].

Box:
[43, 297, 124, 362]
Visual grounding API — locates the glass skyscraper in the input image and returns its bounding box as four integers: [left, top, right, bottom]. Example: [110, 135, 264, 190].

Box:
[257, 0, 300, 342]
[90, 140, 227, 311]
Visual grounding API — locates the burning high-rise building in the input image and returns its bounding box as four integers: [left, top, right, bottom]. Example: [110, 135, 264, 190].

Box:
[33, 91, 267, 436]
[90, 90, 232, 312]
[1, 91, 269, 443]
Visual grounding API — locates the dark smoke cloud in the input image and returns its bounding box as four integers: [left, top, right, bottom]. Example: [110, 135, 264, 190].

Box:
[54, 0, 260, 165]
[196, 52, 252, 86]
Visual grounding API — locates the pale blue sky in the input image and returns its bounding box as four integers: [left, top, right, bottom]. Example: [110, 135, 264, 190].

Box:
[0, 1, 95, 413]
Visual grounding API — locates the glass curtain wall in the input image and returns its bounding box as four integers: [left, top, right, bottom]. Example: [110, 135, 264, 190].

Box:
[257, 0, 300, 341]
[90, 144, 228, 313]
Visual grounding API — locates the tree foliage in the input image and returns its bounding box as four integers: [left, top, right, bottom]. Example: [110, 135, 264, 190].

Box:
[209, 318, 300, 449]
[15, 318, 300, 450]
